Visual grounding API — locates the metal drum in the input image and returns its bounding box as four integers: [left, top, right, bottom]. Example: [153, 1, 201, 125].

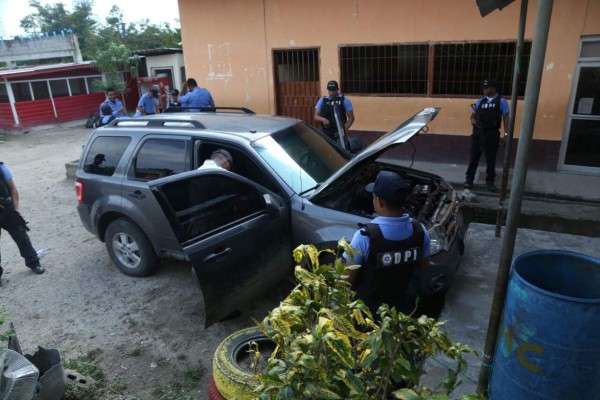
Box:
[490, 250, 600, 399]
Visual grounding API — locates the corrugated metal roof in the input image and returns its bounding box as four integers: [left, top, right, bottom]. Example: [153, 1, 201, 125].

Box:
[0, 62, 97, 79]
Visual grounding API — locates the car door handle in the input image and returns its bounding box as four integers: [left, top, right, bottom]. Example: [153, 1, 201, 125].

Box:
[128, 190, 146, 200]
[203, 248, 231, 263]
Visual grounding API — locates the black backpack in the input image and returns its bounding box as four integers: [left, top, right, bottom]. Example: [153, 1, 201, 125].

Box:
[85, 114, 100, 129]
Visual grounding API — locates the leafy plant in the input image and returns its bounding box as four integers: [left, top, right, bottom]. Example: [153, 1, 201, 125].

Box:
[0, 306, 14, 342]
[255, 241, 481, 400]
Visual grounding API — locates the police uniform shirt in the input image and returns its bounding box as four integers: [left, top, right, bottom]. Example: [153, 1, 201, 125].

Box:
[138, 93, 157, 114]
[0, 164, 13, 182]
[178, 87, 215, 111]
[99, 99, 124, 118]
[344, 214, 430, 265]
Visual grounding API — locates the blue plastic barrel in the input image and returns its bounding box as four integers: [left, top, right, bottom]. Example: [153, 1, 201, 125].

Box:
[490, 250, 600, 400]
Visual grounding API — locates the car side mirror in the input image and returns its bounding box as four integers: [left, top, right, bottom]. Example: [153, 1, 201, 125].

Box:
[263, 194, 280, 219]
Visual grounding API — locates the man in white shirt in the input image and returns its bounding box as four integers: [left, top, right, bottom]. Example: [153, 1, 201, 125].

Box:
[198, 149, 233, 171]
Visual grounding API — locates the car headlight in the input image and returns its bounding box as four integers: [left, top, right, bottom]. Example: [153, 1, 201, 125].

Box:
[428, 224, 449, 256]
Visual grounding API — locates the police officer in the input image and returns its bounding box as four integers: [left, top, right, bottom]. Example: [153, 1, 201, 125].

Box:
[99, 88, 126, 118]
[465, 78, 510, 192]
[344, 171, 430, 317]
[0, 162, 44, 284]
[137, 88, 160, 116]
[314, 80, 355, 143]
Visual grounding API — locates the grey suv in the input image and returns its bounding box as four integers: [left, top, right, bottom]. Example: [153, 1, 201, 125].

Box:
[75, 107, 464, 326]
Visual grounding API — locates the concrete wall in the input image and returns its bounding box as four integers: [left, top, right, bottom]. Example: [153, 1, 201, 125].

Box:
[178, 0, 600, 141]
[0, 33, 82, 67]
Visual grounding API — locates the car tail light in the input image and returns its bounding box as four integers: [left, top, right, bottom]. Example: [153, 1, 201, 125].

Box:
[75, 179, 83, 204]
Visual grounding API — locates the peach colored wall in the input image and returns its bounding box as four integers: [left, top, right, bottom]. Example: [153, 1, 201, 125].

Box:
[178, 0, 599, 140]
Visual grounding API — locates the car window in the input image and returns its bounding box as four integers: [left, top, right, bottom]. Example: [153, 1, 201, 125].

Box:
[253, 122, 348, 194]
[159, 175, 265, 241]
[83, 136, 131, 176]
[133, 139, 187, 181]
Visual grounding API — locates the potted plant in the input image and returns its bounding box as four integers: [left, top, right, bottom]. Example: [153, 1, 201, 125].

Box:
[246, 241, 479, 399]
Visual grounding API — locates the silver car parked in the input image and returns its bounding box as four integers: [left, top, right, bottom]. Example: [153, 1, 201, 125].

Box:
[75, 107, 464, 327]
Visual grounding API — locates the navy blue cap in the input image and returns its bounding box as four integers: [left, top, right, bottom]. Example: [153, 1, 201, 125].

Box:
[327, 80, 339, 90]
[365, 171, 408, 203]
[100, 103, 112, 115]
[482, 78, 499, 88]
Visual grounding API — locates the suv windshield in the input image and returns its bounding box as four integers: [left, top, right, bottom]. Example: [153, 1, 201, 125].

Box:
[253, 122, 348, 194]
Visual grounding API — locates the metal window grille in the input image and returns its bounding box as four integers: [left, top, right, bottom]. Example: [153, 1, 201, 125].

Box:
[340, 44, 429, 95]
[339, 41, 531, 97]
[433, 41, 531, 96]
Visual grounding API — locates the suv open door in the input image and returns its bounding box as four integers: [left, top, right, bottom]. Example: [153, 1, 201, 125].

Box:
[149, 169, 292, 327]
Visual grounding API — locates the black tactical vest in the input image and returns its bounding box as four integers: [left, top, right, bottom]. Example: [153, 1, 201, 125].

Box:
[476, 96, 502, 130]
[0, 162, 13, 209]
[352, 220, 424, 316]
[320, 95, 347, 134]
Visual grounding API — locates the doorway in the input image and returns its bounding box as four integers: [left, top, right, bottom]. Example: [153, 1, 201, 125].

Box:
[559, 37, 600, 173]
[273, 48, 320, 126]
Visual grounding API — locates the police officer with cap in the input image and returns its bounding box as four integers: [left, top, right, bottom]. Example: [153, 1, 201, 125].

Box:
[314, 80, 355, 142]
[344, 170, 430, 317]
[465, 78, 510, 192]
[137, 88, 160, 116]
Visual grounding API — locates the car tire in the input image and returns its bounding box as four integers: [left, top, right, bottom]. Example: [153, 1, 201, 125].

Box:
[213, 327, 273, 400]
[105, 218, 159, 277]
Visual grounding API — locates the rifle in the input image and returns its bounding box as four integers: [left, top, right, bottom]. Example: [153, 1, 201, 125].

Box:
[333, 103, 347, 150]
[471, 103, 487, 151]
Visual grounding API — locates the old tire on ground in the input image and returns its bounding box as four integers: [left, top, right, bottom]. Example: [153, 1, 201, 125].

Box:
[213, 326, 273, 400]
[105, 218, 159, 277]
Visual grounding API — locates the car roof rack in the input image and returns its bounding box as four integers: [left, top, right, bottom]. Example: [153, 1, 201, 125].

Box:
[163, 106, 255, 114]
[111, 119, 206, 129]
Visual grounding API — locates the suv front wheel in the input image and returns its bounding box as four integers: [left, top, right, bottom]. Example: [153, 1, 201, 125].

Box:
[105, 218, 159, 277]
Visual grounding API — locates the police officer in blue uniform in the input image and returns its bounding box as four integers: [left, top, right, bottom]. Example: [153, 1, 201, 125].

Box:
[178, 78, 215, 111]
[344, 171, 430, 317]
[465, 78, 510, 192]
[314, 80, 355, 143]
[137, 88, 160, 116]
[99, 88, 126, 118]
[0, 162, 44, 284]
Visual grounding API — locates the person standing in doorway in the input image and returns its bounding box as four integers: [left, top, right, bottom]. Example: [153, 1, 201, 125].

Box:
[178, 78, 215, 112]
[314, 80, 355, 144]
[0, 162, 44, 285]
[465, 78, 510, 192]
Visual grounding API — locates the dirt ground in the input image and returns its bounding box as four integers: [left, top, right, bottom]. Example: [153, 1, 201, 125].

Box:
[0, 124, 291, 399]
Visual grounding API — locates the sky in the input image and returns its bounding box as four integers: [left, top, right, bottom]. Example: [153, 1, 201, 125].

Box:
[0, 0, 180, 38]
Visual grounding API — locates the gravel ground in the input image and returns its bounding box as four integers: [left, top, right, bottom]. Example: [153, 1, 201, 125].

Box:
[0, 124, 289, 399]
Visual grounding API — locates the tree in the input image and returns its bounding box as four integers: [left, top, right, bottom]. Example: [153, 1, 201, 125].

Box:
[92, 43, 140, 110]
[20, 0, 97, 60]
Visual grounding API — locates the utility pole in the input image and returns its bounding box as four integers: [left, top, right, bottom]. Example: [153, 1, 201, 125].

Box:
[476, 0, 554, 395]
[495, 0, 528, 237]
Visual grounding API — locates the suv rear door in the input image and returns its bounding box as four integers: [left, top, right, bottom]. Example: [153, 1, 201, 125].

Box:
[149, 169, 292, 327]
[123, 135, 192, 253]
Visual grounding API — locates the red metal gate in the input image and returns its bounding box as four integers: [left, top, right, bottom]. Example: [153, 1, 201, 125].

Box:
[273, 48, 320, 126]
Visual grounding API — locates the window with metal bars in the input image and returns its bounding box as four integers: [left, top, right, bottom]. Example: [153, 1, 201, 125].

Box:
[340, 41, 531, 97]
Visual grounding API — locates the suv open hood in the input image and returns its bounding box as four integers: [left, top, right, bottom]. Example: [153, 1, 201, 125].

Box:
[308, 107, 440, 200]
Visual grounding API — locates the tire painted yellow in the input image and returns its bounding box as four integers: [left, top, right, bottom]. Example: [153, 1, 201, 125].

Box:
[213, 327, 271, 400]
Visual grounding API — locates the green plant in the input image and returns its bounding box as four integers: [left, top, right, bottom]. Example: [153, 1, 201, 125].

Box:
[0, 306, 13, 342]
[255, 241, 482, 400]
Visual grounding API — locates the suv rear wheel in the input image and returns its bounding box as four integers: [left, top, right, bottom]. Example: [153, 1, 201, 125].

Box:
[105, 218, 159, 277]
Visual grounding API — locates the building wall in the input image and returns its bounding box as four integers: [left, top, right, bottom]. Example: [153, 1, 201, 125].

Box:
[145, 53, 186, 90]
[179, 0, 600, 141]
